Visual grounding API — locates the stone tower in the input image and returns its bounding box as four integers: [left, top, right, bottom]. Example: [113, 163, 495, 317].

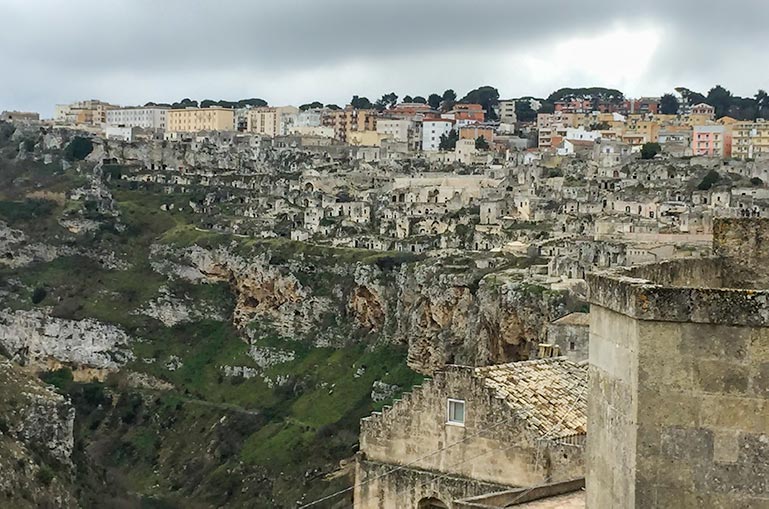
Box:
[587, 218, 769, 507]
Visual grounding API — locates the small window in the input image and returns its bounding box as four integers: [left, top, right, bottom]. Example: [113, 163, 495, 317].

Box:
[447, 399, 465, 425]
[570, 341, 576, 351]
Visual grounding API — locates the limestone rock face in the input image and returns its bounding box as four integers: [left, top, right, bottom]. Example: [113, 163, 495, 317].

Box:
[0, 357, 78, 508]
[137, 285, 224, 326]
[156, 244, 335, 338]
[393, 264, 570, 374]
[0, 221, 75, 268]
[153, 243, 570, 374]
[0, 309, 134, 372]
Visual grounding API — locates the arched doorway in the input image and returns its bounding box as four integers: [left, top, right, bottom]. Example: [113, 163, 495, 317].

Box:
[418, 496, 448, 509]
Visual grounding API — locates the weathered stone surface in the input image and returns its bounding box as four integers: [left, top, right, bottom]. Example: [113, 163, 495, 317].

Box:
[588, 219, 769, 508]
[0, 308, 134, 371]
[136, 284, 224, 326]
[0, 357, 78, 508]
[153, 243, 571, 374]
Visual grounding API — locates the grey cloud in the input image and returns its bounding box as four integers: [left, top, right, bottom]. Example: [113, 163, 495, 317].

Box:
[1, 0, 768, 115]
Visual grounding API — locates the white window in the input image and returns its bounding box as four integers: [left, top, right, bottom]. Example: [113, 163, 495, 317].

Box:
[447, 398, 465, 425]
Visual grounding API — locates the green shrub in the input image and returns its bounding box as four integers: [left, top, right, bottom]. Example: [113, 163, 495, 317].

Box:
[36, 466, 54, 486]
[640, 142, 662, 160]
[697, 170, 720, 190]
[64, 136, 93, 161]
[0, 199, 55, 221]
[40, 368, 73, 390]
[31, 287, 47, 304]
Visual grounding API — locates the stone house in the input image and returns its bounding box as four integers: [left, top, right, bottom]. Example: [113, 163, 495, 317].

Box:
[354, 358, 587, 509]
[545, 313, 589, 362]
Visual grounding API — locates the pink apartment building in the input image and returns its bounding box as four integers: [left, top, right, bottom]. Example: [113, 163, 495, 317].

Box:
[692, 125, 732, 158]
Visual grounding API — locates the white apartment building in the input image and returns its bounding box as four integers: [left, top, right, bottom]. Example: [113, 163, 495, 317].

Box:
[422, 118, 454, 152]
[498, 100, 517, 123]
[54, 99, 118, 125]
[54, 104, 71, 123]
[376, 119, 412, 143]
[106, 107, 168, 130]
[105, 126, 137, 142]
[296, 109, 323, 127]
[564, 127, 601, 142]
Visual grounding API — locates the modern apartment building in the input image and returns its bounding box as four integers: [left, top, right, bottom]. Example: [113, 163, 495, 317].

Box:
[421, 118, 454, 151]
[732, 120, 769, 159]
[246, 106, 300, 137]
[106, 107, 168, 130]
[54, 99, 119, 126]
[692, 124, 732, 158]
[497, 99, 517, 124]
[322, 108, 377, 142]
[166, 107, 235, 133]
[376, 118, 412, 143]
[296, 109, 323, 127]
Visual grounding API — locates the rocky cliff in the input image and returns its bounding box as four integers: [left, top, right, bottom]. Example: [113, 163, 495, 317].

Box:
[152, 239, 571, 374]
[0, 357, 77, 508]
[0, 309, 134, 379]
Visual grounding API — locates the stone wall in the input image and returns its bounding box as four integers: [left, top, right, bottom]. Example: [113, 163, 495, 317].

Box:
[713, 217, 769, 286]
[587, 238, 769, 507]
[357, 366, 584, 509]
[586, 305, 640, 508]
[354, 458, 508, 509]
[547, 320, 589, 363]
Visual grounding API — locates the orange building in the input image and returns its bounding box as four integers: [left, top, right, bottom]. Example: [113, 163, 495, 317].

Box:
[322, 108, 377, 142]
[449, 104, 485, 122]
[459, 125, 494, 143]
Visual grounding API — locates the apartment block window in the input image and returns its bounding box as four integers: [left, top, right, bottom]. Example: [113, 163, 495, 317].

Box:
[447, 398, 465, 425]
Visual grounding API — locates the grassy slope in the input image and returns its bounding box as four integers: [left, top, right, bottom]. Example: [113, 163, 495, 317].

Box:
[0, 152, 422, 507]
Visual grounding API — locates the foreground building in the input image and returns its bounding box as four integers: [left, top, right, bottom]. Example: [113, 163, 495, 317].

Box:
[587, 218, 769, 508]
[354, 358, 587, 508]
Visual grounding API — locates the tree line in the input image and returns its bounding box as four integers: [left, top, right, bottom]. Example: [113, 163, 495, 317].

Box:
[144, 84, 769, 123]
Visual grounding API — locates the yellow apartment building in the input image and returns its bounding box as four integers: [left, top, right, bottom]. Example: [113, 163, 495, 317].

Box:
[247, 107, 279, 137]
[347, 130, 387, 147]
[246, 106, 299, 137]
[732, 120, 769, 159]
[167, 107, 235, 133]
[624, 120, 660, 143]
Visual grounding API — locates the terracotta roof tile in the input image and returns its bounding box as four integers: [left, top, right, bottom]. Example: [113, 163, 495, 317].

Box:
[473, 358, 587, 438]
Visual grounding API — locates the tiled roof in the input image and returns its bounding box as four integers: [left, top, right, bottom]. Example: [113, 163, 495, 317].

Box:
[473, 358, 587, 439]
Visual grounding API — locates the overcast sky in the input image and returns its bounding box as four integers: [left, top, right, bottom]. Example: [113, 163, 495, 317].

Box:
[2, 0, 768, 116]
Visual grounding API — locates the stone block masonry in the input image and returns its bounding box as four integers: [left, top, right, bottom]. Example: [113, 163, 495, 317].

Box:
[586, 218, 769, 508]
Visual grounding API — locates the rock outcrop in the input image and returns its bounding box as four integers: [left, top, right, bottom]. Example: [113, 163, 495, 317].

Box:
[136, 285, 224, 326]
[153, 242, 573, 374]
[0, 309, 134, 374]
[0, 357, 77, 508]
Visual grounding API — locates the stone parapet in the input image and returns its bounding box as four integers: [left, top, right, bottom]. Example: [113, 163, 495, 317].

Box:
[587, 258, 769, 327]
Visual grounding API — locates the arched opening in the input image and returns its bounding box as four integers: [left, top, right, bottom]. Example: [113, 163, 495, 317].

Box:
[418, 497, 448, 509]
